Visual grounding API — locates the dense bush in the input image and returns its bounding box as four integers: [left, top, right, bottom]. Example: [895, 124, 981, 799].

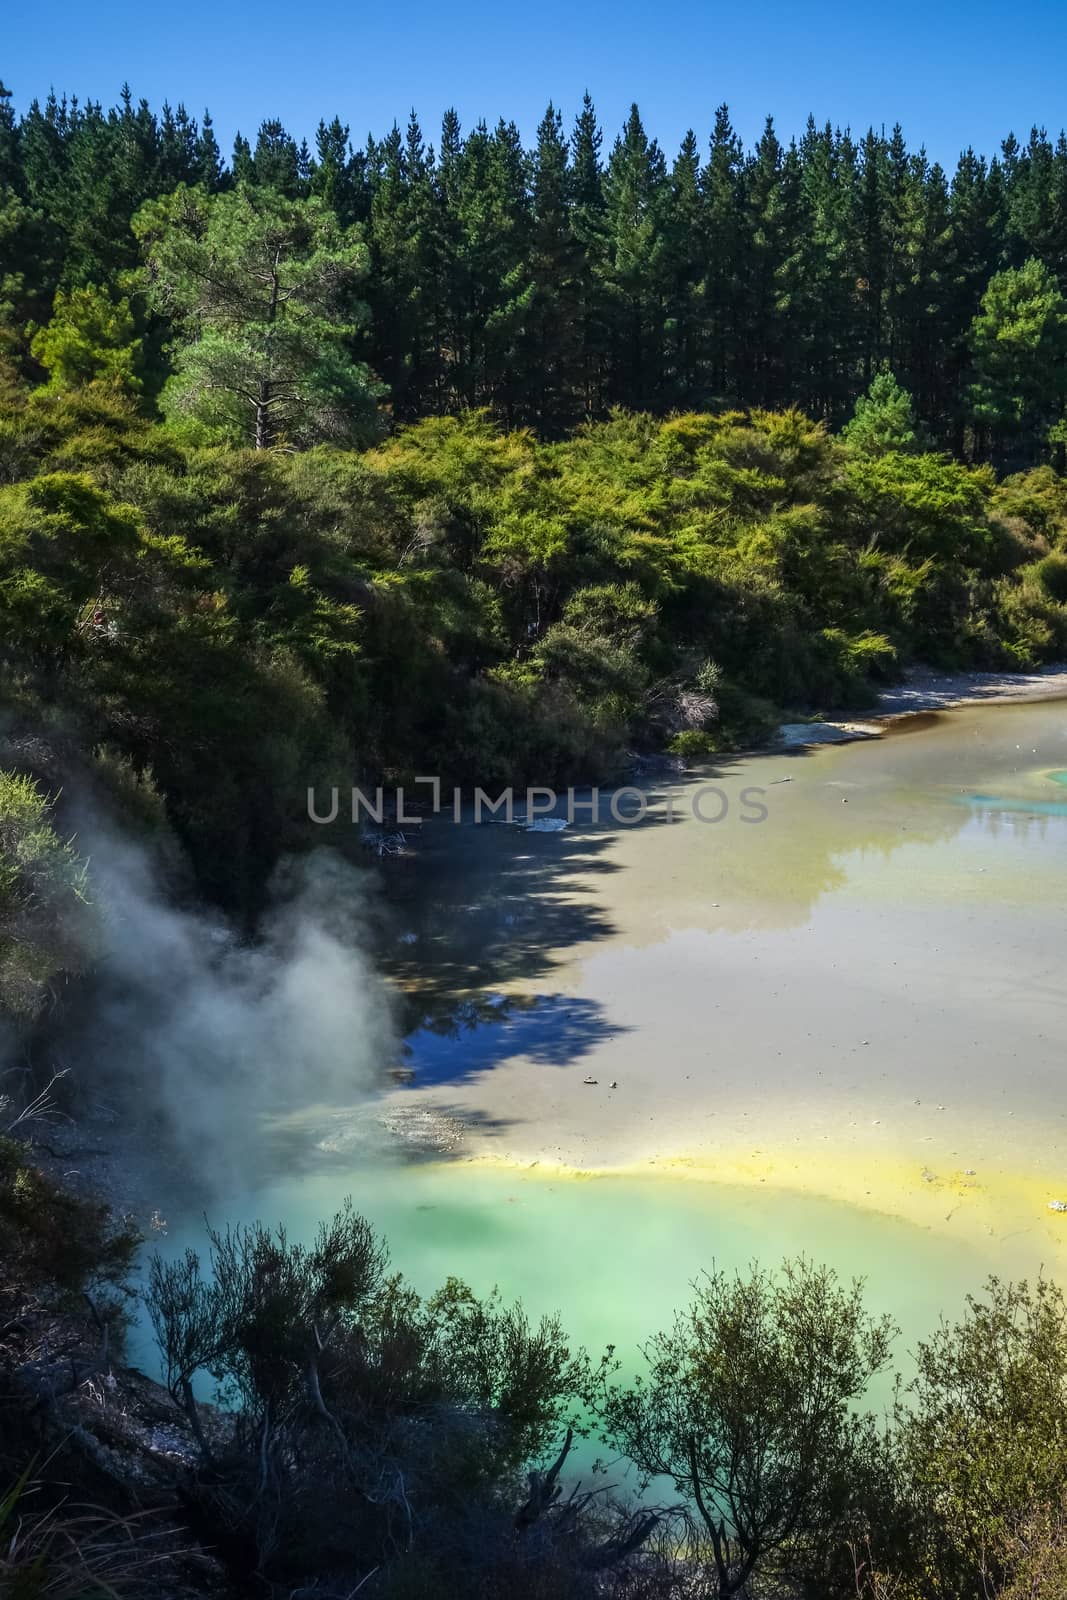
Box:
[3, 382, 1066, 912]
[5, 1161, 1067, 1600]
[1, 128, 1066, 911]
[0, 770, 92, 1018]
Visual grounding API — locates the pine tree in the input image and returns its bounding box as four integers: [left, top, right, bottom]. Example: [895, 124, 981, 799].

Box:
[312, 118, 362, 226]
[3, 75, 1067, 453]
[442, 116, 532, 413]
[366, 116, 444, 417]
[1007, 128, 1056, 263]
[569, 92, 608, 416]
[967, 257, 1067, 462]
[789, 120, 869, 418]
[0, 81, 60, 354]
[0, 81, 21, 194]
[434, 107, 468, 404]
[518, 103, 583, 429]
[134, 184, 382, 447]
[601, 104, 667, 410]
[881, 123, 914, 379]
[197, 110, 224, 190]
[739, 116, 801, 407]
[702, 105, 743, 401]
[20, 92, 68, 216]
[1049, 133, 1067, 279]
[57, 89, 159, 284]
[946, 148, 1004, 444]
[251, 119, 302, 195]
[858, 129, 887, 381]
[479, 118, 533, 417]
[231, 133, 254, 185]
[907, 157, 954, 431]
[663, 128, 706, 405]
[842, 367, 925, 454]
[158, 102, 197, 190]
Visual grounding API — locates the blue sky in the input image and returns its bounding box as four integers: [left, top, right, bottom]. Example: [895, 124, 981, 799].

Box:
[4, 0, 1065, 168]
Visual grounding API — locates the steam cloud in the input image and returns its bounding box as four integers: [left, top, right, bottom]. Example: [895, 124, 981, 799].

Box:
[64, 819, 396, 1200]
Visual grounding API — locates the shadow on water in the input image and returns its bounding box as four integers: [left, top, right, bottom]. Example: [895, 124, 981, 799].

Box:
[369, 775, 745, 1032]
[185, 990, 626, 1194]
[301, 732, 1039, 1168]
[400, 992, 629, 1086]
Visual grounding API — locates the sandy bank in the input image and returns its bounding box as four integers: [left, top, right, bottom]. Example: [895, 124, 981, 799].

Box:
[875, 664, 1067, 715]
[777, 664, 1067, 747]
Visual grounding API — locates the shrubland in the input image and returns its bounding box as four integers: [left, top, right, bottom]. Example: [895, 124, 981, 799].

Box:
[2, 389, 1066, 913]
[2, 1162, 1067, 1600]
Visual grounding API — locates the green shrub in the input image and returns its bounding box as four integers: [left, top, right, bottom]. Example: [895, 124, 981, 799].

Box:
[0, 1135, 138, 1307]
[0, 771, 93, 1019]
[666, 730, 722, 757]
[995, 568, 1067, 664]
[1033, 551, 1067, 602]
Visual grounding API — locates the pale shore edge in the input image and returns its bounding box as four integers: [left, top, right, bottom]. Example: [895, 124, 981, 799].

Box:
[776, 664, 1067, 747]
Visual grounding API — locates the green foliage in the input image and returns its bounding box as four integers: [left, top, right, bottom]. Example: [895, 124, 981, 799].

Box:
[13, 1172, 1067, 1600]
[0, 771, 92, 1018]
[3, 77, 1067, 471]
[843, 451, 997, 564]
[993, 562, 1067, 665]
[967, 259, 1067, 456]
[1033, 551, 1067, 602]
[666, 729, 722, 757]
[843, 369, 925, 456]
[0, 339, 1064, 907]
[0, 1134, 137, 1304]
[588, 1258, 896, 1597]
[145, 1202, 583, 1590]
[4, 80, 1067, 462]
[995, 1505, 1067, 1600]
[6, 82, 1067, 1599]
[134, 184, 382, 448]
[898, 1276, 1067, 1598]
[30, 284, 142, 393]
[993, 466, 1067, 544]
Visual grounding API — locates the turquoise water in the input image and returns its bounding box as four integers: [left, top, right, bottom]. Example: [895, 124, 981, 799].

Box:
[963, 760, 1067, 817]
[965, 794, 1067, 817]
[136, 1158, 998, 1418]
[131, 698, 1067, 1440]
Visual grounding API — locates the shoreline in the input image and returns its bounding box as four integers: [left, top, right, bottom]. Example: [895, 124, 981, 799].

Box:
[448, 1138, 1067, 1280]
[31, 675, 1067, 1277]
[387, 688, 1067, 1274]
[776, 663, 1067, 747]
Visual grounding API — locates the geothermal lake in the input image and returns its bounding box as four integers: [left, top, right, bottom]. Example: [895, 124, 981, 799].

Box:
[149, 697, 1067, 1377]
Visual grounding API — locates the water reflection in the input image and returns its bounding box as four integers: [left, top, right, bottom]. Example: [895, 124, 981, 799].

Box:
[402, 992, 628, 1085]
[137, 698, 1067, 1387]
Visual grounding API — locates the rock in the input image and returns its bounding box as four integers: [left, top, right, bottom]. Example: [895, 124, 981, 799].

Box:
[777, 722, 881, 748]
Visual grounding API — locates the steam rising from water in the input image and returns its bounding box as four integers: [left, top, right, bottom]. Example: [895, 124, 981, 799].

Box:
[68, 824, 395, 1195]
